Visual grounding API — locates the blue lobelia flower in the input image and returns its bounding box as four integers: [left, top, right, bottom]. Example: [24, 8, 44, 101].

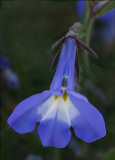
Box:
[0, 57, 12, 70]
[76, 0, 85, 18]
[4, 69, 20, 89]
[7, 37, 106, 148]
[0, 57, 20, 89]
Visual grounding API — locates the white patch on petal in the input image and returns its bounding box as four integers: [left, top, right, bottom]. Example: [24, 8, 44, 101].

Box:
[65, 97, 80, 123]
[37, 96, 56, 120]
[37, 95, 80, 126]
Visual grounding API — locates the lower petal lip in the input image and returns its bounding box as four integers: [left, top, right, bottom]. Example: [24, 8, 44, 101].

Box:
[68, 91, 106, 143]
[7, 89, 106, 148]
[7, 91, 52, 133]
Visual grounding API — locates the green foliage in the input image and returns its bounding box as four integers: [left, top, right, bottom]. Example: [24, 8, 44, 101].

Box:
[104, 149, 115, 160]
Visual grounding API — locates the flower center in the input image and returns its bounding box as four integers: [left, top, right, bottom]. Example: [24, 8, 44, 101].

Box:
[55, 96, 59, 100]
[63, 94, 68, 102]
[55, 94, 68, 102]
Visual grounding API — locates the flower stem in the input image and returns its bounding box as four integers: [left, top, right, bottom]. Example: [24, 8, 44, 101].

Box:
[82, 17, 94, 78]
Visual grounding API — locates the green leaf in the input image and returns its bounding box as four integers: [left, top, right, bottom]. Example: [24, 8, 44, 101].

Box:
[94, 1, 115, 18]
[104, 148, 115, 160]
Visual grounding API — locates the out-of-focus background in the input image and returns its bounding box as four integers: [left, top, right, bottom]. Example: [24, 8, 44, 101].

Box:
[1, 1, 115, 160]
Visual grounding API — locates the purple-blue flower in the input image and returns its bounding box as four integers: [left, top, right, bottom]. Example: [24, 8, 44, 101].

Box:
[4, 69, 20, 89]
[0, 57, 12, 70]
[0, 57, 19, 89]
[7, 38, 106, 148]
[76, 0, 85, 17]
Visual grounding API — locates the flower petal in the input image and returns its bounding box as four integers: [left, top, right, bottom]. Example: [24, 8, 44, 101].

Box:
[7, 91, 51, 133]
[38, 95, 71, 148]
[76, 0, 85, 17]
[66, 39, 76, 91]
[50, 40, 67, 94]
[68, 91, 88, 102]
[50, 38, 76, 94]
[69, 92, 106, 143]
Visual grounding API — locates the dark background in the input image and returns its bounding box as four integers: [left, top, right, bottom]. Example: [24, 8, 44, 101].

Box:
[1, 1, 115, 160]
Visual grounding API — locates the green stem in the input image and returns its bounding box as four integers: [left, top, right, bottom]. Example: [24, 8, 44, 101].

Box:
[75, 1, 95, 78]
[82, 18, 94, 77]
[82, 0, 112, 78]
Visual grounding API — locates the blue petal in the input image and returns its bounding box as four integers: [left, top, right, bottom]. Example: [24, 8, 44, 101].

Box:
[7, 91, 51, 133]
[38, 96, 71, 148]
[69, 92, 106, 143]
[50, 40, 67, 93]
[76, 0, 85, 17]
[67, 91, 88, 102]
[50, 38, 76, 93]
[38, 119, 71, 148]
[66, 39, 76, 91]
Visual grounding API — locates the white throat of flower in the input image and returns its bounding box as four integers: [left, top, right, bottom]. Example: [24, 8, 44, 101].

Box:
[37, 94, 79, 125]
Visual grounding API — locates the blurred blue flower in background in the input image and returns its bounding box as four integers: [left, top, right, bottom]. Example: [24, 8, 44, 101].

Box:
[76, 0, 85, 18]
[7, 38, 106, 148]
[76, 0, 115, 42]
[26, 154, 43, 160]
[0, 57, 12, 70]
[0, 57, 20, 89]
[4, 69, 20, 89]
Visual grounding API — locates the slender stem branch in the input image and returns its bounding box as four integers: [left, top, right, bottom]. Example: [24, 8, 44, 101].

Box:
[76, 0, 112, 78]
[74, 0, 113, 81]
[82, 18, 94, 77]
[93, 0, 112, 17]
[83, 0, 112, 77]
